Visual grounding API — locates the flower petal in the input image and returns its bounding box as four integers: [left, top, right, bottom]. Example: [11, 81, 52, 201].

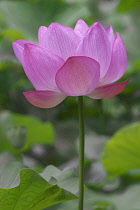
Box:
[76, 22, 111, 78]
[56, 56, 100, 96]
[39, 23, 80, 60]
[88, 79, 129, 99]
[38, 26, 48, 45]
[102, 33, 128, 85]
[23, 90, 66, 108]
[74, 19, 89, 37]
[106, 26, 115, 48]
[24, 43, 64, 90]
[12, 40, 34, 65]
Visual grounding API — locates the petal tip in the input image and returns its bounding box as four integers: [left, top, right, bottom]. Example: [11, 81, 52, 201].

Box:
[12, 41, 16, 47]
[92, 22, 102, 28]
[94, 22, 99, 25]
[38, 25, 47, 30]
[107, 25, 113, 30]
[23, 90, 66, 109]
[116, 32, 121, 39]
[49, 22, 61, 28]
[88, 79, 129, 99]
[77, 19, 84, 22]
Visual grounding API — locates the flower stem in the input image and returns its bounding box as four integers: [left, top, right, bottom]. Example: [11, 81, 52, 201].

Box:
[78, 96, 85, 210]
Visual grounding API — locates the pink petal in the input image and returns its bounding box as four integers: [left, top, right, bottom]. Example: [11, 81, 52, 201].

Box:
[88, 79, 129, 99]
[23, 43, 64, 90]
[23, 90, 66, 108]
[102, 33, 128, 85]
[39, 23, 80, 60]
[38, 26, 48, 45]
[12, 40, 34, 65]
[55, 56, 100, 96]
[74, 19, 89, 37]
[106, 26, 115, 48]
[76, 22, 111, 78]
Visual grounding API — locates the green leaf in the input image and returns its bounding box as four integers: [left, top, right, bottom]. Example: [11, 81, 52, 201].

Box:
[46, 184, 140, 210]
[122, 59, 140, 79]
[0, 152, 26, 188]
[0, 155, 77, 209]
[0, 168, 77, 210]
[42, 165, 79, 194]
[0, 111, 54, 152]
[0, 0, 88, 40]
[102, 122, 140, 177]
[0, 29, 25, 41]
[92, 200, 116, 210]
[11, 112, 55, 150]
[90, 184, 140, 210]
[0, 111, 14, 153]
[6, 126, 27, 149]
[117, 0, 140, 12]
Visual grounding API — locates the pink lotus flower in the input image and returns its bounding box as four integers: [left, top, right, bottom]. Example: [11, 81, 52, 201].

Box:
[12, 20, 128, 108]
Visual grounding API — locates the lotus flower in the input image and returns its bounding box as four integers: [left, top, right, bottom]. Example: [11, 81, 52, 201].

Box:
[12, 20, 128, 108]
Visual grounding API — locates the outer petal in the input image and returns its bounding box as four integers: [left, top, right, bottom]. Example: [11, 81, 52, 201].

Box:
[39, 23, 80, 60]
[23, 90, 66, 108]
[55, 56, 100, 96]
[12, 40, 34, 65]
[88, 79, 129, 99]
[38, 26, 48, 45]
[101, 33, 128, 85]
[76, 22, 111, 78]
[106, 26, 115, 48]
[23, 43, 64, 90]
[74, 19, 89, 37]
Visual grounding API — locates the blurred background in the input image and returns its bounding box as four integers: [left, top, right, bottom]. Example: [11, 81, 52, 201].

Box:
[0, 0, 140, 209]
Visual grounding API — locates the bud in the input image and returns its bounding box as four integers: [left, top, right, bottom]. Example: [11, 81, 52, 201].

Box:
[6, 126, 27, 149]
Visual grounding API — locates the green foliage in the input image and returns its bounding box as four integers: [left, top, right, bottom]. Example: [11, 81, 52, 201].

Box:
[11, 112, 55, 150]
[0, 112, 14, 153]
[0, 111, 54, 152]
[0, 29, 25, 41]
[42, 165, 79, 194]
[102, 122, 140, 177]
[6, 126, 27, 149]
[117, 0, 140, 12]
[0, 0, 140, 209]
[91, 184, 140, 210]
[0, 168, 77, 210]
[0, 0, 88, 40]
[47, 183, 140, 210]
[0, 154, 78, 209]
[0, 152, 26, 188]
[92, 200, 116, 210]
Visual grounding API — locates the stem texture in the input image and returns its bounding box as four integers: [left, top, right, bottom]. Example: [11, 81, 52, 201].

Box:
[78, 96, 85, 210]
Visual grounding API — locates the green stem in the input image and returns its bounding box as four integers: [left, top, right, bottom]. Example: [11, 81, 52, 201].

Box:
[78, 96, 85, 210]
